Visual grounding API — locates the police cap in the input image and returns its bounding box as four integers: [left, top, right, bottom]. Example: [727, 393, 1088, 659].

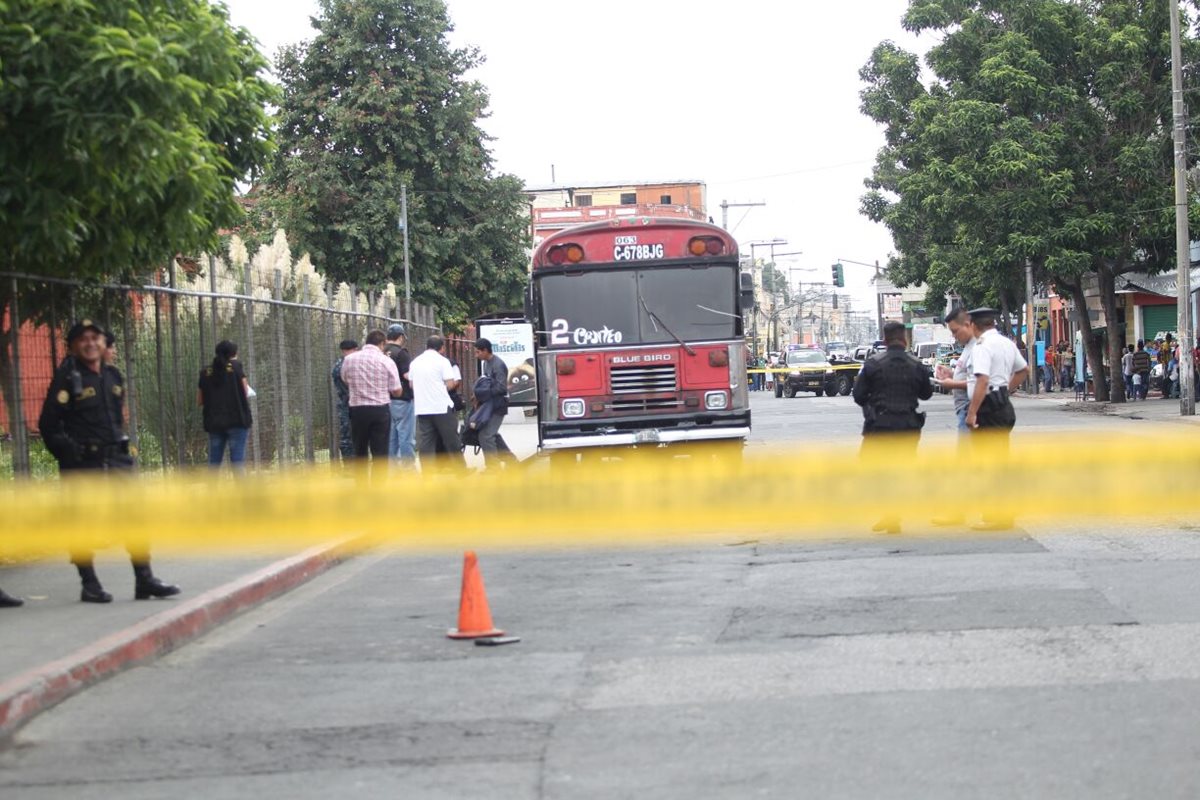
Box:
[967, 307, 999, 323]
[386, 323, 406, 339]
[66, 319, 106, 344]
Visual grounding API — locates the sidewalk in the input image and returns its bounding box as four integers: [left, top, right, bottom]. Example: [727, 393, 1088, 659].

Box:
[0, 543, 348, 739]
[0, 410, 541, 739]
[1017, 389, 1200, 425]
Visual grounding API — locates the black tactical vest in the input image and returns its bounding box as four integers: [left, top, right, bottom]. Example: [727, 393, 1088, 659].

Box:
[869, 349, 923, 429]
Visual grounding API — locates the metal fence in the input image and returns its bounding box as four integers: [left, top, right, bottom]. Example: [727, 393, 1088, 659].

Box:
[1, 250, 478, 479]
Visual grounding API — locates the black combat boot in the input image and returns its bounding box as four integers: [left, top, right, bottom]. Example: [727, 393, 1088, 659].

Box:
[77, 565, 113, 604]
[132, 563, 180, 600]
[0, 587, 24, 608]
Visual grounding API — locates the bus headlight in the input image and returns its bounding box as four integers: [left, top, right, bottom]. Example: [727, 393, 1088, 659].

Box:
[704, 391, 728, 410]
[561, 398, 586, 418]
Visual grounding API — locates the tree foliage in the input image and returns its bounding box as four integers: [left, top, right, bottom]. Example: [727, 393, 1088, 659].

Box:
[257, 0, 530, 328]
[860, 0, 1200, 401]
[0, 0, 277, 460]
[0, 0, 277, 278]
[761, 262, 791, 304]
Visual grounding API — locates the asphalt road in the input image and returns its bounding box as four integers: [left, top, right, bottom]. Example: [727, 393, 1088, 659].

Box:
[4, 395, 1198, 799]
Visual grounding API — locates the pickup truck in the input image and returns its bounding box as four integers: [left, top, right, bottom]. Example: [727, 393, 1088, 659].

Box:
[774, 348, 859, 398]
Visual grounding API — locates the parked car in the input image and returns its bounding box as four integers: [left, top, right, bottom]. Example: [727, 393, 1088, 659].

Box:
[775, 348, 856, 398]
[851, 344, 885, 362]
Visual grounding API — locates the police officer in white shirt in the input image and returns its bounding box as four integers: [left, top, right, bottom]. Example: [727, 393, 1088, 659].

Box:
[965, 307, 1030, 431]
[964, 308, 1031, 531]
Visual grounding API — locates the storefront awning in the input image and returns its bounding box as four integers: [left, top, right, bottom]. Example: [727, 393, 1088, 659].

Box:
[1117, 267, 1200, 297]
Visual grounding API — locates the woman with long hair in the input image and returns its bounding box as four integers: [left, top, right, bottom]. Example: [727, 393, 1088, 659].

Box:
[197, 340, 253, 468]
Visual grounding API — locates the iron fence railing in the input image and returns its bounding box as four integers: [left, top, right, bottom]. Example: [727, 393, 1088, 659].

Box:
[1, 251, 477, 479]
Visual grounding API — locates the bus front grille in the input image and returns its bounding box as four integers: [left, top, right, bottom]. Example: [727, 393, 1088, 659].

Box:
[610, 398, 683, 413]
[610, 364, 677, 395]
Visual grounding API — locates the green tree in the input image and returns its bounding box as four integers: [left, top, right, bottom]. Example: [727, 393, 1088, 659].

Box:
[761, 262, 791, 305]
[0, 0, 277, 278]
[0, 0, 276, 453]
[861, 0, 1200, 401]
[258, 0, 530, 328]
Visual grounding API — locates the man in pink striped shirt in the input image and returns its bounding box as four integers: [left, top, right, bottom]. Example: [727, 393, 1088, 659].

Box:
[339, 329, 404, 459]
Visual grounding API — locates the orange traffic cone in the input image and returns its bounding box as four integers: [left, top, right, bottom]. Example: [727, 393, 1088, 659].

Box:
[447, 551, 504, 639]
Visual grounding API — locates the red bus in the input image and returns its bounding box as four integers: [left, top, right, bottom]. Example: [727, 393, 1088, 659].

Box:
[528, 217, 753, 458]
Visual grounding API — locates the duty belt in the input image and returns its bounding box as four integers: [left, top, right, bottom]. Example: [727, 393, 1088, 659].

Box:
[81, 440, 130, 462]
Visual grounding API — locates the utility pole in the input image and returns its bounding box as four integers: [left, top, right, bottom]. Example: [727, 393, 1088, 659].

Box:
[1170, 0, 1196, 415]
[720, 199, 765, 230]
[835, 256, 887, 339]
[1026, 262, 1038, 394]
[747, 239, 787, 354]
[770, 252, 804, 346]
[400, 184, 412, 322]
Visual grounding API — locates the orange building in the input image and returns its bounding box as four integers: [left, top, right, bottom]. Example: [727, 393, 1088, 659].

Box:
[526, 179, 708, 247]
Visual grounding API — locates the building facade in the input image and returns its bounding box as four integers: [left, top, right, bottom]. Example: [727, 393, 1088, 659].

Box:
[526, 180, 708, 247]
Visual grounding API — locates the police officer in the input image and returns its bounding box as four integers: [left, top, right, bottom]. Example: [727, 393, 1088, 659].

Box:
[964, 308, 1029, 433]
[853, 320, 934, 436]
[331, 339, 359, 462]
[964, 308, 1030, 531]
[852, 320, 934, 533]
[38, 320, 180, 603]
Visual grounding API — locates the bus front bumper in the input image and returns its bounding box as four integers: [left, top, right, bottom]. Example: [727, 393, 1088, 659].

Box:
[541, 425, 751, 450]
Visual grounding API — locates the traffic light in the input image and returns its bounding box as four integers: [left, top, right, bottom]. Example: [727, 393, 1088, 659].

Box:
[831, 262, 845, 288]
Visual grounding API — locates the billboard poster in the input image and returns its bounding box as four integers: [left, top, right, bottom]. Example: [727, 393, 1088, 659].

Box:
[478, 320, 537, 406]
[881, 293, 904, 319]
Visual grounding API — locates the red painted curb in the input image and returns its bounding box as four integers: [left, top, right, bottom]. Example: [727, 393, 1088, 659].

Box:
[0, 541, 349, 740]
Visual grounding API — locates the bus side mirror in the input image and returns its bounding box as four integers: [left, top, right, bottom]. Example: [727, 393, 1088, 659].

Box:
[739, 272, 755, 311]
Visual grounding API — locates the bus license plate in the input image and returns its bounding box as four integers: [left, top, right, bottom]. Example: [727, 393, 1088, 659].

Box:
[635, 430, 661, 444]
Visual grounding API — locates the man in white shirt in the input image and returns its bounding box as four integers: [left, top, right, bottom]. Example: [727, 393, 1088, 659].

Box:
[965, 308, 1030, 431]
[1121, 344, 1135, 399]
[965, 308, 1030, 531]
[406, 335, 464, 468]
[934, 307, 977, 432]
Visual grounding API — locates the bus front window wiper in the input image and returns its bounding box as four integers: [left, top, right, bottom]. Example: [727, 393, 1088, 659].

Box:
[639, 293, 696, 356]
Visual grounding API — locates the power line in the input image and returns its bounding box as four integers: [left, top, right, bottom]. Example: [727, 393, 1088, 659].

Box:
[715, 159, 874, 186]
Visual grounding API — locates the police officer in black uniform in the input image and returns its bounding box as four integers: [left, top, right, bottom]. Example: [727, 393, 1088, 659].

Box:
[852, 320, 934, 532]
[38, 320, 180, 604]
[853, 320, 934, 436]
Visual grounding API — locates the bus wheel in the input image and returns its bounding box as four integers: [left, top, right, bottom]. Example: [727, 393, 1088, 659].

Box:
[836, 375, 853, 396]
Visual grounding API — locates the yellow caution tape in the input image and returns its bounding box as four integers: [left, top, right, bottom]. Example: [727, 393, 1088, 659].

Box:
[0, 431, 1193, 558]
[748, 364, 862, 374]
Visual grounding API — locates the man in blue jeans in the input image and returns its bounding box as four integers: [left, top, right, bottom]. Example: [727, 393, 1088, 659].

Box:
[935, 307, 977, 432]
[932, 307, 976, 527]
[383, 324, 416, 463]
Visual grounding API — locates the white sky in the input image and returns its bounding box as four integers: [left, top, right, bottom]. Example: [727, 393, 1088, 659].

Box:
[221, 0, 924, 313]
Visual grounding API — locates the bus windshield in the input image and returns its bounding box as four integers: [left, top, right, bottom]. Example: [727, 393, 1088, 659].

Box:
[538, 265, 737, 348]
